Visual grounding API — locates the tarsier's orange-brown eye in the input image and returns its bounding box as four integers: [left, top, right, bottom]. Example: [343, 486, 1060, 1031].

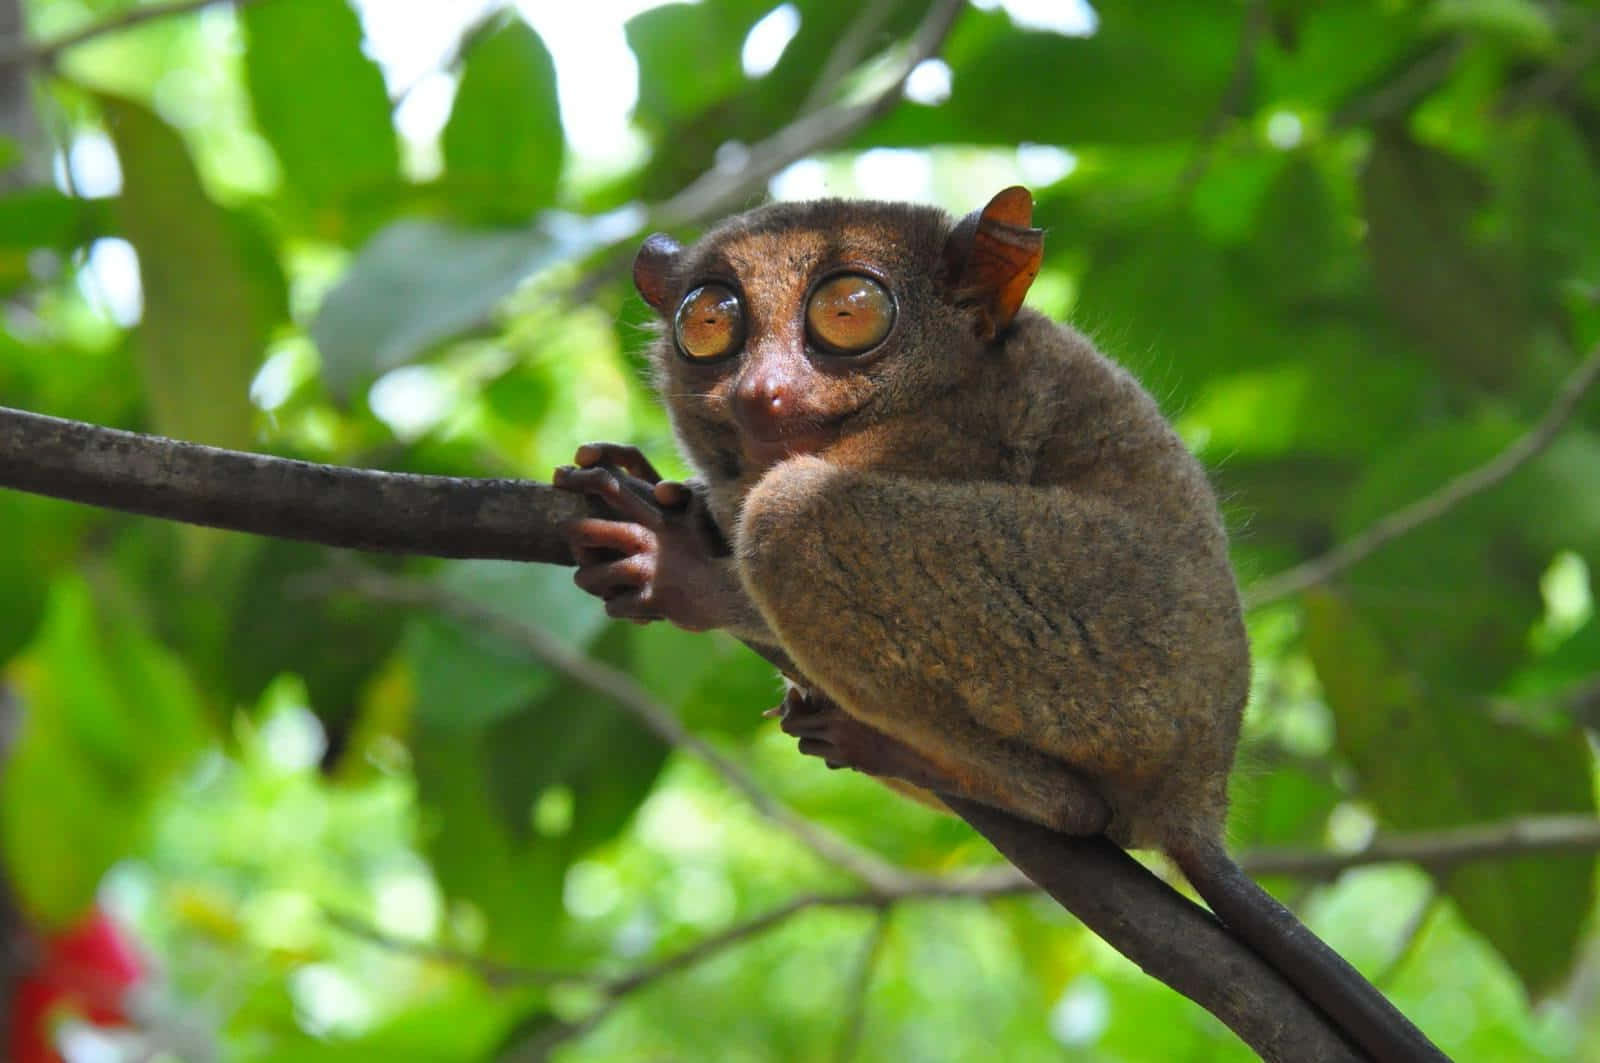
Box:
[806, 274, 894, 355]
[674, 284, 744, 362]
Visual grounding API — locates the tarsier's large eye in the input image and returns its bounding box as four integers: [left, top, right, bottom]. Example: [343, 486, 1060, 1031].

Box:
[674, 284, 744, 362]
[806, 273, 894, 355]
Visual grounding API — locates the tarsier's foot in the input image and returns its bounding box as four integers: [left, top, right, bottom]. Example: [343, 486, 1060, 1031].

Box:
[776, 688, 958, 792]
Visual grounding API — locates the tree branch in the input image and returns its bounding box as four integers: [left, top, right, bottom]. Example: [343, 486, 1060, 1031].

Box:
[833, 908, 891, 1063]
[647, 0, 965, 231]
[1244, 340, 1600, 609]
[0, 0, 253, 71]
[1174, 0, 1266, 202]
[0, 405, 584, 563]
[1241, 813, 1600, 880]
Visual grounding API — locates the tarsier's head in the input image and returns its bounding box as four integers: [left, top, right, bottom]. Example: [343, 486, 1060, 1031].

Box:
[632, 187, 1044, 482]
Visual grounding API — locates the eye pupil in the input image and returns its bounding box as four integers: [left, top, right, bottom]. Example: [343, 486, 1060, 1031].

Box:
[807, 274, 893, 355]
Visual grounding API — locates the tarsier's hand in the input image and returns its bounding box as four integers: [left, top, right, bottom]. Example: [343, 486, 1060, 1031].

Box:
[553, 443, 740, 632]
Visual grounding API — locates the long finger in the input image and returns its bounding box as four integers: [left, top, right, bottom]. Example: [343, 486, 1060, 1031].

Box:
[574, 442, 661, 483]
[574, 556, 652, 600]
[568, 518, 651, 556]
[554, 466, 663, 527]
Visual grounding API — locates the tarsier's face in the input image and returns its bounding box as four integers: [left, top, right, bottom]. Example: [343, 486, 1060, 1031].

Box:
[633, 202, 983, 481]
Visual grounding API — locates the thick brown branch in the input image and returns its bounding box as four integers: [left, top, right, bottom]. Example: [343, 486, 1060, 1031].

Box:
[0, 405, 583, 562]
[946, 800, 1362, 1062]
[1244, 340, 1600, 608]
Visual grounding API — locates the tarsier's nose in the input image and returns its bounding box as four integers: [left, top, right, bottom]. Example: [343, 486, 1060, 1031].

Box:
[734, 365, 797, 439]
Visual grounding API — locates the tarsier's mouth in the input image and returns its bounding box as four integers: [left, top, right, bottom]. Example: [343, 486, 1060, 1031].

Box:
[739, 425, 837, 470]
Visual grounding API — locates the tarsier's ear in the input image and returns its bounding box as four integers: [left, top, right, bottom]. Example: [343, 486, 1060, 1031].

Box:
[633, 233, 683, 315]
[942, 186, 1044, 339]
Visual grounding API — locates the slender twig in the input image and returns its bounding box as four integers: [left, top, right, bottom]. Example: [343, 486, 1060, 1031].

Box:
[647, 0, 965, 231]
[329, 568, 923, 895]
[1241, 813, 1600, 880]
[498, 892, 900, 1062]
[1330, 37, 1466, 130]
[1498, 18, 1600, 115]
[1244, 341, 1600, 608]
[833, 909, 891, 1063]
[1174, 0, 1265, 202]
[1566, 675, 1600, 730]
[324, 908, 584, 989]
[0, 0, 252, 71]
[799, 0, 899, 116]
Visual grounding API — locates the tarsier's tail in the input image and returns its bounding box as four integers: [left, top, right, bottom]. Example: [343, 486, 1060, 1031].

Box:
[1171, 838, 1451, 1063]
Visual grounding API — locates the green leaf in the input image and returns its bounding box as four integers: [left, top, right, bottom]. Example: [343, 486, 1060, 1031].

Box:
[1361, 132, 1531, 392]
[1336, 416, 1563, 691]
[311, 219, 583, 396]
[220, 542, 408, 732]
[869, 6, 1238, 148]
[1497, 115, 1600, 309]
[1304, 591, 1595, 992]
[626, 2, 753, 133]
[443, 15, 564, 220]
[0, 187, 109, 251]
[0, 575, 207, 924]
[408, 560, 609, 732]
[101, 94, 284, 452]
[241, 0, 399, 228]
[412, 730, 568, 959]
[482, 623, 670, 848]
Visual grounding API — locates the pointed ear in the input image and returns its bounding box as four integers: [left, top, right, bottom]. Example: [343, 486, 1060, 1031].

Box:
[942, 186, 1044, 338]
[633, 233, 683, 315]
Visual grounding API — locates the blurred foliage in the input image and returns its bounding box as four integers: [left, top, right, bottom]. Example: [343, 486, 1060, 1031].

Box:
[0, 0, 1598, 1059]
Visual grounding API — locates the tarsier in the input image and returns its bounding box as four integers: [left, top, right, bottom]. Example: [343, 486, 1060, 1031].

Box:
[554, 188, 1446, 1062]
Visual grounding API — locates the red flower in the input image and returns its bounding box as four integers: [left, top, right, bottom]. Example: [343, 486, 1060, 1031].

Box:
[8, 907, 144, 1063]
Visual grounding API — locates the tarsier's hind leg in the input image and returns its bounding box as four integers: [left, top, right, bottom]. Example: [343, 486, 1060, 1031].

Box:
[777, 688, 1111, 836]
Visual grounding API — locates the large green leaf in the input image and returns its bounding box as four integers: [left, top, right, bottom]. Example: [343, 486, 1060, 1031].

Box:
[311, 218, 583, 396]
[1496, 114, 1600, 312]
[101, 94, 284, 452]
[408, 560, 609, 732]
[1305, 591, 1595, 993]
[412, 729, 569, 959]
[220, 542, 408, 733]
[443, 15, 563, 220]
[626, 1, 757, 133]
[0, 576, 207, 924]
[1361, 132, 1532, 392]
[1336, 416, 1562, 692]
[482, 623, 670, 847]
[868, 6, 1237, 148]
[241, 0, 399, 229]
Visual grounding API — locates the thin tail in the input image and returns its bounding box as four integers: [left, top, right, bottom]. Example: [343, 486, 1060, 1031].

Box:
[1171, 838, 1450, 1063]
